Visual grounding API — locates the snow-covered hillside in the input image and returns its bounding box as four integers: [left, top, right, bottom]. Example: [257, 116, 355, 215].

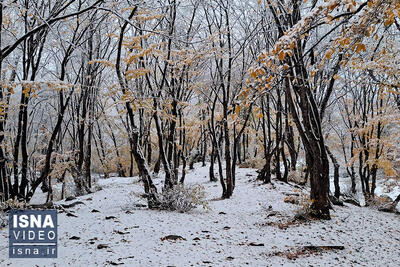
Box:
[1, 164, 400, 267]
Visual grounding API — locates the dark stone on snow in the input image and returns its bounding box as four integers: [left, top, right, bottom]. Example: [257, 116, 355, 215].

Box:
[114, 230, 129, 235]
[160, 235, 186, 241]
[303, 245, 345, 251]
[267, 211, 278, 217]
[378, 203, 397, 213]
[249, 242, 264, 246]
[61, 201, 84, 209]
[65, 196, 76, 201]
[106, 261, 123, 266]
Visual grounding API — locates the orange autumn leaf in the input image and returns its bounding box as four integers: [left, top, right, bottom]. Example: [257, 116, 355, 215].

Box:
[278, 51, 285, 61]
[235, 105, 241, 115]
[355, 43, 366, 53]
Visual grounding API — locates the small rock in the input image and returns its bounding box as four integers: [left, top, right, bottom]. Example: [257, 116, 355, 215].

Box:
[65, 196, 76, 201]
[161, 235, 186, 241]
[114, 230, 129, 235]
[106, 261, 123, 266]
[61, 201, 84, 209]
[249, 242, 264, 246]
[378, 203, 396, 213]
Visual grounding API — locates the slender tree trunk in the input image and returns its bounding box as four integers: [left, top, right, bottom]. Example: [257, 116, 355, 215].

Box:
[326, 145, 340, 198]
[26, 91, 73, 202]
[209, 141, 217, 182]
[115, 6, 158, 207]
[153, 110, 174, 189]
[281, 141, 288, 183]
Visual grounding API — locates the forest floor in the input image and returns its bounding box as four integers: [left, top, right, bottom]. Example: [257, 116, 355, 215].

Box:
[1, 164, 400, 266]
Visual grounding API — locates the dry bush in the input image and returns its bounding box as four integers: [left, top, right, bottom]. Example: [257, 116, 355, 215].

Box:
[154, 184, 209, 212]
[284, 195, 299, 204]
[288, 170, 306, 185]
[382, 179, 399, 194]
[294, 192, 313, 220]
[239, 158, 264, 169]
[0, 198, 28, 227]
[366, 195, 393, 208]
[283, 190, 313, 220]
[0, 198, 27, 210]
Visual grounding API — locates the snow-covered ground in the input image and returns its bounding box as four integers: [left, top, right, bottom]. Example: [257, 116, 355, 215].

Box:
[1, 164, 400, 266]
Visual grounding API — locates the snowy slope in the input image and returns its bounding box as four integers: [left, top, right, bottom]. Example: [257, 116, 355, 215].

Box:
[1, 164, 400, 266]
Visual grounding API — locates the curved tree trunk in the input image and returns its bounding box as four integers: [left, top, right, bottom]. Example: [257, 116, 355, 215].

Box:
[115, 6, 158, 207]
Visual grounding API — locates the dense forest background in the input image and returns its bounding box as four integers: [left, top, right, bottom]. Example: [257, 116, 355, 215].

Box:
[1, 0, 400, 220]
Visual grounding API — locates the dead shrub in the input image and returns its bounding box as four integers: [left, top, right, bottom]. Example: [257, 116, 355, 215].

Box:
[154, 184, 209, 212]
[366, 195, 393, 208]
[288, 170, 306, 185]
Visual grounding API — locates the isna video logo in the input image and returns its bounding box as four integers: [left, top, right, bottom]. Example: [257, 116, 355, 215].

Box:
[9, 210, 57, 258]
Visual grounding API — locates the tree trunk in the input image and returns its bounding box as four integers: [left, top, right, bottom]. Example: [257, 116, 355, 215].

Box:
[209, 143, 217, 182]
[257, 158, 272, 184]
[115, 6, 158, 207]
[286, 80, 331, 219]
[326, 145, 340, 198]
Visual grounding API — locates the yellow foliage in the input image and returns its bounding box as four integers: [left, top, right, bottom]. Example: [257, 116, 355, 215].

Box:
[354, 43, 366, 53]
[278, 50, 285, 61]
[125, 68, 151, 80]
[235, 105, 241, 115]
[88, 59, 114, 68]
[384, 12, 395, 27]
